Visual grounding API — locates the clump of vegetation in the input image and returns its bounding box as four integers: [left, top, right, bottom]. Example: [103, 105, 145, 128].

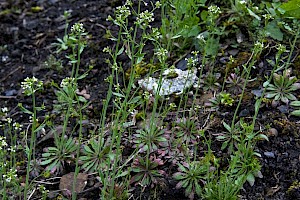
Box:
[264, 68, 300, 104]
[1, 0, 300, 199]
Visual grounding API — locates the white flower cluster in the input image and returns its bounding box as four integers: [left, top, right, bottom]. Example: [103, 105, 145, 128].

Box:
[155, 48, 168, 62]
[115, 5, 131, 22]
[136, 10, 154, 28]
[21, 76, 43, 95]
[276, 44, 286, 53]
[254, 41, 264, 50]
[208, 5, 221, 15]
[151, 28, 161, 40]
[2, 168, 17, 183]
[0, 136, 8, 150]
[1, 107, 8, 113]
[71, 23, 85, 34]
[185, 52, 199, 68]
[60, 77, 77, 88]
[13, 122, 23, 131]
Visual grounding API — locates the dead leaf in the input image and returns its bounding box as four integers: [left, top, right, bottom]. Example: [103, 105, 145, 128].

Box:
[59, 172, 88, 197]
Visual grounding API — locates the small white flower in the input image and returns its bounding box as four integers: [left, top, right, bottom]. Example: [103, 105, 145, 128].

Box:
[1, 107, 8, 113]
[125, 0, 133, 6]
[8, 145, 16, 153]
[197, 34, 206, 43]
[13, 122, 23, 131]
[0, 136, 8, 150]
[6, 118, 12, 124]
[29, 115, 38, 123]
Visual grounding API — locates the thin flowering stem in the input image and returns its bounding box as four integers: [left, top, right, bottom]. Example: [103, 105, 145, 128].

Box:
[24, 91, 37, 199]
[230, 41, 264, 132]
[20, 76, 43, 199]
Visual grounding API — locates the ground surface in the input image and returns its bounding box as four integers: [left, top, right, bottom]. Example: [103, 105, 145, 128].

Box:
[0, 0, 299, 199]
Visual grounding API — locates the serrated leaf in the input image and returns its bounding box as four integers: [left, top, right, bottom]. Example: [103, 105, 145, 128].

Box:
[265, 93, 277, 98]
[263, 81, 270, 87]
[206, 37, 219, 56]
[181, 178, 190, 188]
[266, 20, 283, 41]
[130, 173, 144, 183]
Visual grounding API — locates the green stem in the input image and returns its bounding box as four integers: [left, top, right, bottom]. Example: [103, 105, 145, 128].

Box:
[24, 93, 37, 199]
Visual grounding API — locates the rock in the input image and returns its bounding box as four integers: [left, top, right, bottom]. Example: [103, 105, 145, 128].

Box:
[277, 105, 289, 114]
[268, 128, 278, 137]
[228, 49, 239, 56]
[4, 89, 17, 96]
[264, 151, 275, 158]
[239, 109, 250, 117]
[138, 68, 198, 96]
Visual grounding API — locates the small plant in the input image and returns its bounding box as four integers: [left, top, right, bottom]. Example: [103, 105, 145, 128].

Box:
[79, 137, 114, 173]
[130, 155, 166, 188]
[100, 181, 131, 200]
[132, 127, 168, 153]
[215, 120, 268, 151]
[172, 117, 200, 145]
[42, 54, 63, 72]
[206, 92, 235, 110]
[173, 160, 211, 199]
[225, 73, 246, 95]
[264, 68, 300, 104]
[40, 136, 77, 174]
[160, 0, 204, 53]
[199, 72, 221, 91]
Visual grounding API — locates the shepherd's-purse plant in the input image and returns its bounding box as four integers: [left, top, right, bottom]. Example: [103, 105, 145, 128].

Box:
[264, 68, 300, 104]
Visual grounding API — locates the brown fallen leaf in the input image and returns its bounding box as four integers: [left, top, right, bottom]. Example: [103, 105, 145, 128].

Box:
[59, 172, 88, 198]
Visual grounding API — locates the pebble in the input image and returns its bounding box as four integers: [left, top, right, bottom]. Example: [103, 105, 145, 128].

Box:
[268, 128, 278, 137]
[228, 49, 239, 56]
[264, 151, 275, 158]
[219, 56, 229, 64]
[4, 89, 17, 96]
[277, 105, 289, 114]
[239, 109, 250, 117]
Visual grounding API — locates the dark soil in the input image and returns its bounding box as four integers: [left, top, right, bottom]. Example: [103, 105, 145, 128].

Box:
[0, 0, 299, 199]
